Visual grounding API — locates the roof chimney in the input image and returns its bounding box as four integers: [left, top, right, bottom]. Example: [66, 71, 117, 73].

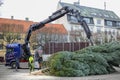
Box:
[74, 0, 80, 6]
[25, 17, 29, 21]
[11, 16, 14, 19]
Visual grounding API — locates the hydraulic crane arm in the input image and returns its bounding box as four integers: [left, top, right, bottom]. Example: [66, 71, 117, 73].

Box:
[24, 6, 71, 45]
[74, 11, 93, 45]
[22, 6, 93, 57]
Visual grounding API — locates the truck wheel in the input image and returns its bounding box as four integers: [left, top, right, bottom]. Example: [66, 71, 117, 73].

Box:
[11, 62, 16, 69]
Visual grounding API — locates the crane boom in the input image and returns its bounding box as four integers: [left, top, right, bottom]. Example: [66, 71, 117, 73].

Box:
[22, 6, 93, 58]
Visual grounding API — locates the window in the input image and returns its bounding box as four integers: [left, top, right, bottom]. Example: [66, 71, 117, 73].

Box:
[112, 21, 116, 26]
[97, 19, 101, 24]
[97, 27, 101, 33]
[6, 48, 14, 53]
[98, 14, 102, 16]
[71, 16, 78, 22]
[83, 18, 90, 24]
[104, 14, 109, 17]
[107, 21, 112, 26]
[116, 22, 120, 26]
[91, 12, 97, 15]
[89, 27, 93, 32]
[83, 17, 94, 24]
[105, 20, 113, 26]
[67, 14, 78, 23]
[110, 15, 114, 18]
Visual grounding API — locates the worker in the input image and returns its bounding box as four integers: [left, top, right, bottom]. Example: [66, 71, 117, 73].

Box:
[38, 48, 43, 69]
[28, 55, 34, 73]
[14, 52, 19, 72]
[34, 50, 39, 69]
[34, 46, 43, 70]
[15, 58, 19, 71]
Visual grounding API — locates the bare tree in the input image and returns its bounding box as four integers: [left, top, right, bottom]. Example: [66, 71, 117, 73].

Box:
[30, 26, 58, 49]
[30, 25, 68, 49]
[0, 23, 23, 45]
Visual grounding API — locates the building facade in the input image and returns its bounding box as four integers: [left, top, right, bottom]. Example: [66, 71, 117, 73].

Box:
[56, 2, 120, 44]
[0, 18, 67, 56]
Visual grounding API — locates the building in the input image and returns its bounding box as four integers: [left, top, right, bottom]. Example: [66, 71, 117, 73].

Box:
[0, 17, 34, 48]
[30, 23, 68, 49]
[0, 17, 67, 56]
[56, 2, 120, 44]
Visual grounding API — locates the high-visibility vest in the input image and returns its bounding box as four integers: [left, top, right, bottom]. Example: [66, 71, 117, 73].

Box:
[29, 56, 34, 63]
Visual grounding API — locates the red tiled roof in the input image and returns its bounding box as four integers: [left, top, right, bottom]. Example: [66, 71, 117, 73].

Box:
[38, 24, 68, 35]
[0, 18, 67, 34]
[0, 18, 34, 33]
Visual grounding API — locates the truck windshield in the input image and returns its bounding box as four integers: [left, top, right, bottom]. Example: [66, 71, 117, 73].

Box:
[6, 48, 14, 54]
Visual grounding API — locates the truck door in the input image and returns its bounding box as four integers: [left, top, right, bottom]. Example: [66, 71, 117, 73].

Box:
[5, 47, 15, 67]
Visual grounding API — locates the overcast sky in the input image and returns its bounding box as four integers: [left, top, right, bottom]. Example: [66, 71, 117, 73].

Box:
[0, 0, 120, 22]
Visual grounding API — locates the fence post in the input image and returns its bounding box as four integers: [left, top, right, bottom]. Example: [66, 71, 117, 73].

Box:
[62, 42, 64, 51]
[49, 42, 50, 54]
[69, 42, 71, 51]
[79, 42, 81, 50]
[72, 42, 74, 52]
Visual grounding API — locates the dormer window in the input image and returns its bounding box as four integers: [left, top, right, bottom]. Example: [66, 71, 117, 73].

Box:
[70, 16, 78, 22]
[91, 12, 97, 15]
[83, 17, 94, 24]
[67, 14, 78, 23]
[104, 14, 109, 17]
[98, 14, 102, 16]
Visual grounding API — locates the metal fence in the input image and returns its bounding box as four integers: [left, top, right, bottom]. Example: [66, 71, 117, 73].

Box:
[44, 42, 89, 54]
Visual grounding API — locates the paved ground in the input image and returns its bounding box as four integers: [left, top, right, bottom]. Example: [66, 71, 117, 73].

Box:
[0, 64, 120, 80]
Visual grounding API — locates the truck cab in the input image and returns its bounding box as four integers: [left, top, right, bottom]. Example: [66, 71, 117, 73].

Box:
[5, 43, 22, 68]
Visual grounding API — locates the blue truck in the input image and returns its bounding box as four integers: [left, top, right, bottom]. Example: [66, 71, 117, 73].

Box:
[5, 43, 25, 68]
[5, 6, 93, 69]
